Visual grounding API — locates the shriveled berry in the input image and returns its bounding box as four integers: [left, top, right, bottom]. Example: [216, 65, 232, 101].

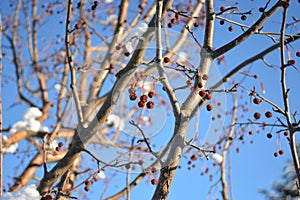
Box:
[228, 25, 233, 32]
[287, 59, 295, 65]
[146, 101, 154, 109]
[265, 111, 272, 118]
[253, 98, 260, 104]
[266, 133, 272, 139]
[163, 57, 170, 63]
[140, 94, 148, 103]
[199, 90, 206, 97]
[125, 163, 130, 169]
[85, 180, 91, 185]
[206, 104, 213, 111]
[202, 74, 208, 80]
[74, 23, 81, 29]
[84, 186, 90, 191]
[249, 130, 254, 135]
[254, 112, 261, 120]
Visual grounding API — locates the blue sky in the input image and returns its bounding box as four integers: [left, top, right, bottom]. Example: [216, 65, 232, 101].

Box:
[1, 0, 300, 199]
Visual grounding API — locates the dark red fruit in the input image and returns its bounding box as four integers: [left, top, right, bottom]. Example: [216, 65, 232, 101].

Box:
[274, 152, 278, 157]
[124, 51, 130, 57]
[241, 15, 247, 21]
[130, 93, 137, 101]
[219, 20, 225, 25]
[170, 18, 176, 24]
[167, 22, 173, 28]
[151, 179, 157, 185]
[138, 101, 145, 107]
[193, 22, 199, 27]
[253, 98, 260, 104]
[266, 133, 272, 139]
[163, 57, 170, 63]
[55, 146, 60, 151]
[220, 6, 226, 12]
[148, 91, 155, 98]
[259, 7, 264, 12]
[146, 101, 154, 109]
[91, 5, 96, 10]
[296, 52, 300, 57]
[265, 111, 272, 118]
[94, 1, 99, 6]
[278, 149, 284, 155]
[205, 93, 212, 100]
[140, 94, 148, 103]
[284, 131, 289, 136]
[74, 23, 81, 29]
[254, 112, 261, 120]
[253, 74, 258, 79]
[58, 142, 63, 147]
[84, 186, 90, 191]
[206, 104, 213, 111]
[249, 130, 254, 135]
[228, 26, 233, 32]
[287, 59, 295, 65]
[199, 90, 206, 97]
[190, 154, 197, 161]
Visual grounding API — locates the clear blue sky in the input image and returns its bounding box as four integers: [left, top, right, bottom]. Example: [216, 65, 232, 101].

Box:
[1, 0, 300, 199]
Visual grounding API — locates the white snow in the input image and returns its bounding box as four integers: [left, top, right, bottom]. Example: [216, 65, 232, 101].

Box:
[2, 136, 18, 154]
[210, 153, 223, 164]
[177, 51, 188, 63]
[105, 0, 112, 3]
[125, 22, 148, 53]
[106, 114, 124, 131]
[23, 107, 42, 121]
[96, 170, 106, 179]
[9, 121, 27, 134]
[0, 184, 41, 200]
[47, 139, 58, 150]
[137, 81, 152, 93]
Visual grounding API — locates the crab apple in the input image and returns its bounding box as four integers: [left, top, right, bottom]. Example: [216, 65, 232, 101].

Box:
[228, 25, 234, 32]
[93, 1, 99, 6]
[85, 180, 91, 186]
[140, 94, 148, 103]
[265, 111, 272, 118]
[84, 186, 90, 191]
[138, 101, 145, 107]
[278, 149, 284, 155]
[206, 104, 213, 111]
[219, 20, 225, 25]
[167, 22, 173, 28]
[241, 15, 247, 21]
[163, 57, 170, 63]
[253, 74, 258, 79]
[58, 142, 63, 148]
[274, 152, 278, 157]
[205, 93, 212, 100]
[170, 18, 176, 24]
[193, 22, 199, 27]
[146, 101, 154, 109]
[148, 91, 155, 98]
[129, 93, 137, 101]
[91, 5, 96, 10]
[199, 90, 206, 97]
[124, 51, 130, 57]
[284, 131, 289, 136]
[220, 6, 226, 12]
[253, 98, 260, 104]
[266, 133, 272, 139]
[296, 52, 300, 57]
[74, 23, 81, 29]
[259, 7, 264, 12]
[249, 130, 254, 135]
[190, 154, 197, 161]
[287, 59, 295, 65]
[253, 112, 261, 120]
[151, 179, 157, 185]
